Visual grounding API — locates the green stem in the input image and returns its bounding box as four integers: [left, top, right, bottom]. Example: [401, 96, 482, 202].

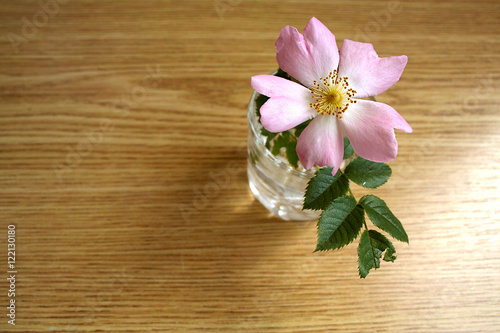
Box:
[348, 184, 377, 269]
[348, 187, 369, 231]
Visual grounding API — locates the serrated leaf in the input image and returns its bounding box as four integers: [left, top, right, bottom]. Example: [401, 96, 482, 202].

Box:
[383, 246, 397, 262]
[344, 157, 392, 188]
[260, 127, 277, 149]
[315, 196, 364, 251]
[359, 195, 409, 243]
[285, 141, 299, 168]
[271, 134, 288, 156]
[343, 136, 354, 159]
[357, 230, 397, 278]
[303, 168, 350, 211]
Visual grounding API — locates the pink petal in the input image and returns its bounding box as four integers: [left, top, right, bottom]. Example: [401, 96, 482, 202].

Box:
[338, 39, 408, 98]
[341, 99, 412, 163]
[251, 75, 317, 133]
[302, 18, 340, 81]
[251, 74, 310, 99]
[260, 97, 317, 133]
[275, 17, 339, 87]
[296, 115, 344, 174]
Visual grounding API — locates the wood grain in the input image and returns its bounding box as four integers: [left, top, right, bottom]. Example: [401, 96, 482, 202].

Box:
[0, 0, 499, 332]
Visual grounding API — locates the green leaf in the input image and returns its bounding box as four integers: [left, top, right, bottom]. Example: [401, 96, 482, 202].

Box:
[276, 67, 288, 79]
[260, 127, 277, 150]
[359, 195, 409, 243]
[343, 136, 354, 159]
[357, 230, 397, 278]
[249, 149, 259, 165]
[383, 246, 397, 263]
[344, 157, 392, 188]
[271, 133, 288, 156]
[303, 168, 350, 211]
[255, 93, 269, 119]
[315, 196, 364, 252]
[285, 141, 299, 168]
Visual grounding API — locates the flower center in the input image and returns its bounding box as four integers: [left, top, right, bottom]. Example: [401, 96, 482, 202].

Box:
[309, 70, 357, 119]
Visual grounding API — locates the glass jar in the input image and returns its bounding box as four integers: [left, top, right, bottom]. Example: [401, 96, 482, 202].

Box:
[247, 90, 320, 221]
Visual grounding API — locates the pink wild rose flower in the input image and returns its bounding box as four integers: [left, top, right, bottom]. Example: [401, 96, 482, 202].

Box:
[251, 17, 412, 175]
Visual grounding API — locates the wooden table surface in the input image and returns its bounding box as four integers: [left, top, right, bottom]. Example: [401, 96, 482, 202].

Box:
[1, 0, 499, 332]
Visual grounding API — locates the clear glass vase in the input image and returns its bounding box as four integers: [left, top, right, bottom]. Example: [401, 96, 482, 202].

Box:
[247, 90, 321, 221]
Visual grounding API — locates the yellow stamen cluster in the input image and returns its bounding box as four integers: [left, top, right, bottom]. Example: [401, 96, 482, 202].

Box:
[309, 70, 357, 119]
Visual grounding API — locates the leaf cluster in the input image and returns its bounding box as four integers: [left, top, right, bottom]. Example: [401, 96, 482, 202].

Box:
[303, 148, 408, 278]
